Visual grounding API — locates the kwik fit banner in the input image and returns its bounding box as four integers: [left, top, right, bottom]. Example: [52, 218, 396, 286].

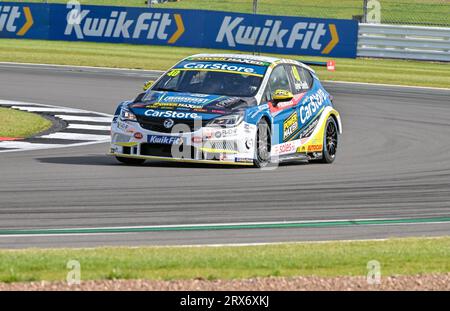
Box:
[0, 2, 358, 58]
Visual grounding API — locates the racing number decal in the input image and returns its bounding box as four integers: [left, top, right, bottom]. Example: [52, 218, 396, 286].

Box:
[167, 69, 181, 77]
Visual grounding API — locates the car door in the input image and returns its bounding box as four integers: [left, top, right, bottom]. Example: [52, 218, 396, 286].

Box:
[262, 64, 297, 147]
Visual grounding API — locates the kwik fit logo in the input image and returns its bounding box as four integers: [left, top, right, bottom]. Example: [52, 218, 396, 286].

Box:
[216, 16, 339, 54]
[65, 3, 184, 43]
[0, 5, 33, 36]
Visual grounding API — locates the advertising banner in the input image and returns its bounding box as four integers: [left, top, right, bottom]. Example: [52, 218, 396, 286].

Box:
[0, 2, 358, 58]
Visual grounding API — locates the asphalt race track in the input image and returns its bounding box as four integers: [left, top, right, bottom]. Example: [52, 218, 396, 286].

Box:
[0, 63, 449, 248]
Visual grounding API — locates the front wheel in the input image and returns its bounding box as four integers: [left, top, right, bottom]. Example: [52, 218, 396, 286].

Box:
[115, 156, 146, 165]
[254, 119, 271, 168]
[320, 116, 338, 164]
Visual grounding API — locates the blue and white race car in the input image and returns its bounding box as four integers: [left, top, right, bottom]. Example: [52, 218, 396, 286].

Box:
[110, 54, 342, 167]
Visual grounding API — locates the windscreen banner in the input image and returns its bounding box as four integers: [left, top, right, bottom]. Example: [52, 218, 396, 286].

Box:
[0, 2, 359, 58]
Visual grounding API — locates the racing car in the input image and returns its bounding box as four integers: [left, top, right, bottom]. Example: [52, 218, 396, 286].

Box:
[110, 54, 342, 167]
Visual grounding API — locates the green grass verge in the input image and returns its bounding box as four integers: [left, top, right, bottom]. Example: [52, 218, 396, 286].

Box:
[1, 39, 449, 88]
[19, 0, 450, 26]
[0, 237, 448, 283]
[0, 107, 52, 138]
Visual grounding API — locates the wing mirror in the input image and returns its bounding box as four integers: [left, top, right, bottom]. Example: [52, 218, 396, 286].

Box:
[143, 80, 154, 91]
[272, 89, 294, 106]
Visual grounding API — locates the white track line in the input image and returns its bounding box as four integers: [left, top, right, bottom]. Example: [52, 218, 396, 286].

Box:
[11, 106, 85, 113]
[323, 80, 450, 91]
[0, 99, 113, 153]
[41, 133, 110, 141]
[0, 100, 112, 117]
[55, 115, 112, 123]
[0, 61, 165, 74]
[67, 124, 111, 131]
[0, 141, 61, 150]
[0, 100, 53, 107]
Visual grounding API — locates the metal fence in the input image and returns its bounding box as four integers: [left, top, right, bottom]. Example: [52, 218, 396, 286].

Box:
[358, 23, 450, 61]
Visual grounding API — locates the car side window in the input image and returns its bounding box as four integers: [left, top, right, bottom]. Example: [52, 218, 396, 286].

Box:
[288, 65, 313, 94]
[301, 67, 314, 89]
[264, 65, 292, 101]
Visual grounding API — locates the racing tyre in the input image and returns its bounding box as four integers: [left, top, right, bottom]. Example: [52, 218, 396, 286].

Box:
[321, 116, 338, 164]
[254, 119, 271, 168]
[115, 156, 146, 165]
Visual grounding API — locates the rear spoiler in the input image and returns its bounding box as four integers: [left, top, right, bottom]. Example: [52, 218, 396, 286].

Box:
[299, 60, 335, 71]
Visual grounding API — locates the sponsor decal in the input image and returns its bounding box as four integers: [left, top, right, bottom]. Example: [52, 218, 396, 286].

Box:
[191, 136, 202, 143]
[134, 132, 143, 139]
[148, 135, 183, 145]
[214, 128, 238, 139]
[146, 102, 203, 110]
[129, 103, 147, 108]
[283, 111, 299, 141]
[0, 5, 33, 36]
[214, 97, 241, 108]
[193, 108, 208, 113]
[160, 95, 210, 104]
[182, 62, 255, 74]
[117, 120, 129, 131]
[291, 67, 309, 91]
[174, 61, 267, 76]
[278, 142, 296, 154]
[211, 109, 227, 114]
[300, 89, 327, 125]
[188, 56, 271, 66]
[144, 109, 200, 119]
[163, 118, 174, 129]
[299, 118, 319, 139]
[144, 93, 224, 110]
[307, 144, 322, 152]
[235, 157, 253, 163]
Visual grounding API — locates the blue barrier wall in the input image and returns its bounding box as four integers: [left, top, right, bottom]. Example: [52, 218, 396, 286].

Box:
[0, 2, 358, 58]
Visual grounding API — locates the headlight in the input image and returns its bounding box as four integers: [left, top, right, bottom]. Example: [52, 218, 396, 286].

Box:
[120, 108, 137, 122]
[207, 113, 244, 128]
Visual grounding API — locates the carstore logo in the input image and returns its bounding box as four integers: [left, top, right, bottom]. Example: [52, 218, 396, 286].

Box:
[64, 3, 184, 43]
[0, 5, 34, 36]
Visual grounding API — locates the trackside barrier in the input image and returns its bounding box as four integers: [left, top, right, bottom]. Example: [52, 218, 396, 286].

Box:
[358, 24, 450, 62]
[0, 2, 358, 58]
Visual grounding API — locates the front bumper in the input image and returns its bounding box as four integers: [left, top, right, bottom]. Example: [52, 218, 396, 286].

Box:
[110, 118, 257, 165]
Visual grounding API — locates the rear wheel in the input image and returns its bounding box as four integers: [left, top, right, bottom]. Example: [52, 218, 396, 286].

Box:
[320, 116, 338, 163]
[115, 156, 146, 165]
[254, 119, 271, 168]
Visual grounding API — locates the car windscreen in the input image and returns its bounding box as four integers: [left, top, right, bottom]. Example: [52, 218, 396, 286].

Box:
[150, 61, 268, 97]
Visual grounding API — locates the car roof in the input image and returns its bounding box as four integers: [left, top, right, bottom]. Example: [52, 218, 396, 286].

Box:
[185, 53, 314, 72]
